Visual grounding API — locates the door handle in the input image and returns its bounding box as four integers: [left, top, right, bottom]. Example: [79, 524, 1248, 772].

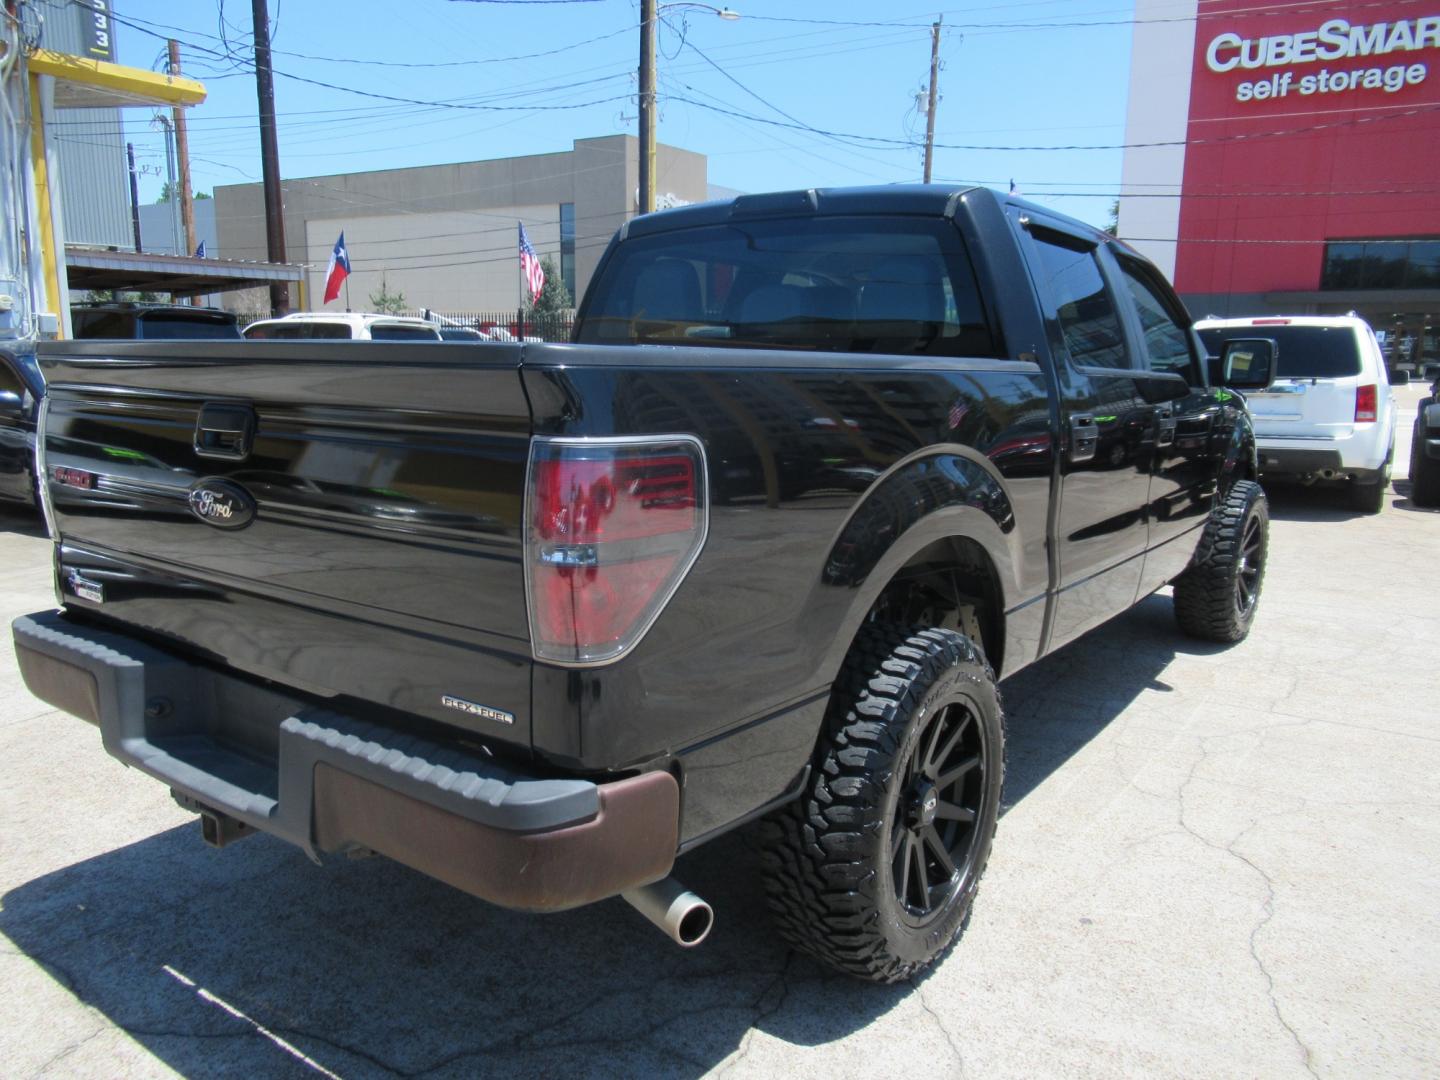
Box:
[1068, 413, 1099, 464]
[1155, 405, 1177, 447]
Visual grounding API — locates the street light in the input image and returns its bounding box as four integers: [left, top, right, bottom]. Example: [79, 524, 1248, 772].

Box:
[639, 2, 740, 215]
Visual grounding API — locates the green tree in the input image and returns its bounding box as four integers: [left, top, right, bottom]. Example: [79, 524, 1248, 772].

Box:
[368, 275, 408, 314]
[529, 256, 572, 340]
[1106, 198, 1120, 237]
[156, 184, 212, 203]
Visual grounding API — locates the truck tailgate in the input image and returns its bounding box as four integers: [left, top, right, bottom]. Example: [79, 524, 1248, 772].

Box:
[37, 341, 536, 750]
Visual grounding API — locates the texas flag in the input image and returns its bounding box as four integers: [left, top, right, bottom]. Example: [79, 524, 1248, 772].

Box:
[323, 231, 351, 305]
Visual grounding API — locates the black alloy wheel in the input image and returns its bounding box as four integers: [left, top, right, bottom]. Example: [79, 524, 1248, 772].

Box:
[758, 625, 1004, 983]
[1234, 509, 1264, 619]
[890, 699, 985, 922]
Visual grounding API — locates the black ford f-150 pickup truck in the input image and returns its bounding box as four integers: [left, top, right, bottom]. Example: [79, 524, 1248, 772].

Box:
[13, 186, 1275, 982]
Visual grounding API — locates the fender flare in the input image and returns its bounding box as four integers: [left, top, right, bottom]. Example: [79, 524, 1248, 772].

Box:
[813, 447, 1023, 683]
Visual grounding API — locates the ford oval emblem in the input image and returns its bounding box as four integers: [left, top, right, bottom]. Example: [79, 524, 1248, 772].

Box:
[188, 478, 256, 529]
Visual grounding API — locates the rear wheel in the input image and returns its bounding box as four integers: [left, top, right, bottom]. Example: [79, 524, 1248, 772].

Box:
[1350, 473, 1388, 514]
[1174, 480, 1269, 643]
[757, 625, 1004, 983]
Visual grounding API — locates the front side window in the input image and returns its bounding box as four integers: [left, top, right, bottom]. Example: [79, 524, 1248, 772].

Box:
[577, 215, 997, 358]
[1028, 230, 1128, 370]
[1117, 258, 1196, 380]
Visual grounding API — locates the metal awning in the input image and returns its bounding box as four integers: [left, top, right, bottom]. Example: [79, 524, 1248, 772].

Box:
[66, 248, 303, 298]
[27, 49, 206, 109]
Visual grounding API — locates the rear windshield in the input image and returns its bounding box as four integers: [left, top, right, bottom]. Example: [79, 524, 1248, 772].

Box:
[138, 314, 241, 340]
[244, 322, 352, 339]
[369, 324, 440, 341]
[1199, 325, 1363, 379]
[577, 215, 998, 357]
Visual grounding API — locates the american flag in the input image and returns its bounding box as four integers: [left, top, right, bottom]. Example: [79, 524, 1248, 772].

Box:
[518, 223, 544, 302]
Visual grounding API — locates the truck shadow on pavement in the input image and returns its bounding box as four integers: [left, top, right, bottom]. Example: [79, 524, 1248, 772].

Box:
[0, 595, 1211, 1079]
[0, 504, 45, 536]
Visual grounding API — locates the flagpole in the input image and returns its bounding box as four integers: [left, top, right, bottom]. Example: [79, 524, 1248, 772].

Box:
[344, 278, 350, 313]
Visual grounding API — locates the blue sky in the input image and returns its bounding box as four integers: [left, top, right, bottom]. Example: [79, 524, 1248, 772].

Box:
[106, 0, 1138, 229]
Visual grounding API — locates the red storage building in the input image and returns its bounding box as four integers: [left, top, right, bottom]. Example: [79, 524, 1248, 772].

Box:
[1119, 0, 1440, 372]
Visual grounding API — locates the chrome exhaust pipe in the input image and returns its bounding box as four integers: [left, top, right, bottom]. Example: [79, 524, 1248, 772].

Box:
[622, 878, 714, 947]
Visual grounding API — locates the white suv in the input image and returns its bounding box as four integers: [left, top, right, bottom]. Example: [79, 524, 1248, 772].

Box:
[242, 312, 442, 341]
[1196, 315, 1395, 514]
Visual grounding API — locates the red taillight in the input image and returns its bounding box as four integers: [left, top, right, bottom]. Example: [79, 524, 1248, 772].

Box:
[1355, 384, 1377, 423]
[526, 438, 707, 664]
[1251, 318, 1291, 325]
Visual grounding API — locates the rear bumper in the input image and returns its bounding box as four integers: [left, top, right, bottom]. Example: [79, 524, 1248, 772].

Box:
[12, 610, 678, 912]
[1256, 426, 1390, 474]
[1256, 437, 1388, 482]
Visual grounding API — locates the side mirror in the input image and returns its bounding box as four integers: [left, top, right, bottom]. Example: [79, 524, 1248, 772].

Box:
[1391, 369, 1410, 386]
[1208, 337, 1276, 391]
[0, 388, 23, 420]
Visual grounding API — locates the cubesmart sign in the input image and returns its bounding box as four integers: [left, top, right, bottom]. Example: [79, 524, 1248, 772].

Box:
[1206, 13, 1440, 103]
[1173, 0, 1440, 297]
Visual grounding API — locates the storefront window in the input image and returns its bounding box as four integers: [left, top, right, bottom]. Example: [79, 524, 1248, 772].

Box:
[559, 203, 576, 304]
[1322, 239, 1440, 291]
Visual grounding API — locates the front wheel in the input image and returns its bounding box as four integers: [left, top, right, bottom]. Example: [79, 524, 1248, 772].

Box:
[1412, 417, 1440, 507]
[757, 626, 1004, 983]
[1173, 479, 1269, 643]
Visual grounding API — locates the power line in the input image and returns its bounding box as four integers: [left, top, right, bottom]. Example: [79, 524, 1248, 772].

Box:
[666, 95, 1440, 152]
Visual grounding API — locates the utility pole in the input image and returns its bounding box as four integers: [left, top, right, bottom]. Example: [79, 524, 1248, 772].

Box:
[638, 0, 656, 215]
[125, 143, 142, 252]
[157, 114, 181, 255]
[250, 0, 289, 313]
[922, 16, 942, 184]
[167, 41, 196, 259]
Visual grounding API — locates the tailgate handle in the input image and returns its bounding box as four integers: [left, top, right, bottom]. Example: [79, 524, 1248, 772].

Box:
[194, 403, 256, 461]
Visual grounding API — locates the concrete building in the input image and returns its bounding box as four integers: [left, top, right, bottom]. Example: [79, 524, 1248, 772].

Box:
[1119, 0, 1440, 367]
[213, 135, 709, 315]
[138, 197, 217, 258]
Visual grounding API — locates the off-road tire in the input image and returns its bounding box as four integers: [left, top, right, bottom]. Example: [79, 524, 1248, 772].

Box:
[757, 625, 1004, 983]
[1173, 479, 1268, 643]
[1412, 415, 1440, 507]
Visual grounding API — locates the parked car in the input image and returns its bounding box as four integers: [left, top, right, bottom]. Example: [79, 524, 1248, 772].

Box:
[1411, 370, 1440, 507]
[71, 302, 242, 340]
[0, 348, 42, 508]
[17, 185, 1274, 983]
[1196, 315, 1396, 513]
[437, 326, 487, 341]
[243, 312, 442, 341]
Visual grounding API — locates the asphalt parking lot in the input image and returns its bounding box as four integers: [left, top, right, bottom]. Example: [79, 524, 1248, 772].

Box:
[1, 385, 1436, 1079]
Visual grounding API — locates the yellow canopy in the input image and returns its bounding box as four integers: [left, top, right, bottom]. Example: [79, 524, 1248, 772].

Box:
[27, 49, 206, 109]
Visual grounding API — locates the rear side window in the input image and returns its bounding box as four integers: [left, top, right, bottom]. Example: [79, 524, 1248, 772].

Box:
[0, 359, 20, 396]
[1027, 230, 1128, 370]
[245, 322, 352, 340]
[1198, 326, 1363, 379]
[369, 324, 440, 341]
[72, 311, 133, 338]
[577, 215, 998, 357]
